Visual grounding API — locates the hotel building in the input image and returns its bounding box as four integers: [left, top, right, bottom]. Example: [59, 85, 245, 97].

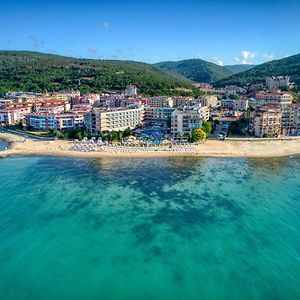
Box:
[0, 107, 31, 125]
[198, 95, 219, 108]
[26, 113, 84, 131]
[171, 106, 209, 137]
[254, 91, 293, 106]
[221, 99, 248, 111]
[50, 91, 80, 101]
[125, 84, 138, 96]
[281, 104, 300, 135]
[85, 106, 144, 134]
[266, 76, 290, 91]
[147, 96, 174, 108]
[173, 96, 196, 107]
[144, 107, 176, 127]
[250, 105, 282, 138]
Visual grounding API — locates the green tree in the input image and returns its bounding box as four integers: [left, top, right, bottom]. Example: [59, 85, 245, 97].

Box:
[202, 121, 212, 134]
[101, 133, 108, 141]
[123, 127, 131, 137]
[229, 94, 240, 100]
[54, 130, 64, 139]
[191, 128, 206, 142]
[228, 121, 241, 135]
[76, 131, 83, 140]
[109, 131, 118, 141]
[117, 130, 123, 141]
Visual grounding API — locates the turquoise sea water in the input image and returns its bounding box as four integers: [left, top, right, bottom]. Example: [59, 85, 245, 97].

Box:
[0, 155, 300, 300]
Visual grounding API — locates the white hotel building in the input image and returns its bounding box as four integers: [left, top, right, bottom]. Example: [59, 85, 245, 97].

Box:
[26, 113, 84, 131]
[171, 105, 209, 137]
[0, 107, 31, 125]
[85, 106, 144, 134]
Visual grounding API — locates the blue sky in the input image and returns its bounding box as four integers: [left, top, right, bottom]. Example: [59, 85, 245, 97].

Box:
[1, 0, 300, 65]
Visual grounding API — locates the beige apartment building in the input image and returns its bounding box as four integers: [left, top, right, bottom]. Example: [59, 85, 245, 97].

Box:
[173, 96, 196, 107]
[171, 106, 209, 137]
[147, 96, 174, 107]
[50, 91, 81, 101]
[198, 95, 219, 108]
[221, 99, 249, 111]
[281, 103, 300, 135]
[255, 91, 292, 106]
[250, 105, 282, 137]
[293, 104, 300, 135]
[85, 106, 144, 134]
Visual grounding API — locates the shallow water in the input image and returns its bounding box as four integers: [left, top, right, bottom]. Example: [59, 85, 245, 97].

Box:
[0, 156, 300, 300]
[0, 139, 8, 151]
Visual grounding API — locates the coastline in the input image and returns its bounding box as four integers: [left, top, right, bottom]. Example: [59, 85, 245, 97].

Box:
[1, 132, 300, 158]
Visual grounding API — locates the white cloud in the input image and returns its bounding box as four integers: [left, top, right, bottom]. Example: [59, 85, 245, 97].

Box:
[234, 50, 256, 64]
[101, 21, 110, 31]
[197, 53, 203, 59]
[208, 56, 224, 66]
[262, 53, 275, 61]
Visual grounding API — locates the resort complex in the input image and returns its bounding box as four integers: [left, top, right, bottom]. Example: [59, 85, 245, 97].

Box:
[0, 77, 299, 144]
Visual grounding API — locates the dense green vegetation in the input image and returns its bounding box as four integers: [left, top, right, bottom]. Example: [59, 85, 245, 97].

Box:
[3, 51, 299, 96]
[228, 118, 249, 136]
[201, 121, 212, 134]
[0, 51, 201, 97]
[52, 127, 132, 141]
[224, 64, 255, 74]
[216, 54, 300, 87]
[155, 59, 233, 83]
[190, 128, 206, 142]
[100, 127, 132, 142]
[5, 120, 24, 130]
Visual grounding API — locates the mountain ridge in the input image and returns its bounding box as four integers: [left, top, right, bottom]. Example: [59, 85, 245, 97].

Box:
[0, 50, 195, 96]
[155, 59, 233, 83]
[215, 54, 300, 87]
[224, 64, 255, 74]
[1, 50, 299, 93]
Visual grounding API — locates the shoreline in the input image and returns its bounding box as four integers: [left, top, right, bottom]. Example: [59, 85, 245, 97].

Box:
[1, 132, 300, 159]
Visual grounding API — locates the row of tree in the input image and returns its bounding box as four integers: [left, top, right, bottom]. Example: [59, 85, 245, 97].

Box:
[52, 127, 132, 142]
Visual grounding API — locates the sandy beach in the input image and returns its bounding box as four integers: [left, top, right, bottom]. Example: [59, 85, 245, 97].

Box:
[1, 132, 300, 158]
